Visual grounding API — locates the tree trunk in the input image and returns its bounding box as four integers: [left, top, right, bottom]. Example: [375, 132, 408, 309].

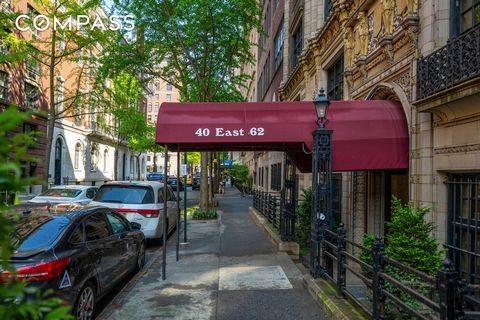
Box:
[136, 154, 141, 180]
[199, 152, 208, 210]
[114, 146, 119, 181]
[43, 31, 57, 188]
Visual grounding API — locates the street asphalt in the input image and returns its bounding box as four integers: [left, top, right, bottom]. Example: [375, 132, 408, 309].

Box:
[97, 187, 324, 320]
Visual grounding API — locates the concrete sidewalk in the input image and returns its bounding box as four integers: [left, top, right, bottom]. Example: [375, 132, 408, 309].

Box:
[98, 188, 324, 320]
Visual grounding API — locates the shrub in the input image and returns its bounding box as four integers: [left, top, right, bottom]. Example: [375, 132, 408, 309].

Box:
[295, 188, 312, 255]
[192, 208, 217, 220]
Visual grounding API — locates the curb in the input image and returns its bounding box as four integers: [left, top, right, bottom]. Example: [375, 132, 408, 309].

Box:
[96, 236, 165, 320]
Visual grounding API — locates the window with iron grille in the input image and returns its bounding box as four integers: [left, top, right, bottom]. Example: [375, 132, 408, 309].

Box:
[292, 23, 302, 70]
[274, 22, 284, 72]
[270, 163, 282, 191]
[25, 59, 40, 81]
[447, 174, 480, 284]
[327, 55, 344, 100]
[0, 71, 8, 101]
[166, 83, 173, 91]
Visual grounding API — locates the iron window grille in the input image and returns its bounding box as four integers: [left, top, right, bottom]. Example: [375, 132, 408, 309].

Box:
[447, 173, 480, 285]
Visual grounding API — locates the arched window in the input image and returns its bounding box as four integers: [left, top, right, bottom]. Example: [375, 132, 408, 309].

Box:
[74, 142, 82, 170]
[103, 149, 108, 172]
[90, 143, 99, 172]
[130, 155, 134, 174]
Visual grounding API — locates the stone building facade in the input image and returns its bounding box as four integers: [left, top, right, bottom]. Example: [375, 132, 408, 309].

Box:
[241, 0, 479, 282]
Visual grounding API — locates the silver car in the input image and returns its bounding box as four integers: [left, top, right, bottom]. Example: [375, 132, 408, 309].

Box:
[29, 185, 99, 205]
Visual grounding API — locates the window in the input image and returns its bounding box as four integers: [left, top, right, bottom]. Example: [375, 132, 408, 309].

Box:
[166, 94, 171, 101]
[74, 142, 82, 169]
[23, 123, 37, 146]
[94, 185, 155, 204]
[155, 81, 160, 91]
[147, 156, 151, 161]
[24, 81, 39, 109]
[103, 149, 108, 172]
[325, 0, 333, 20]
[271, 163, 282, 191]
[70, 224, 84, 244]
[106, 212, 128, 235]
[292, 23, 303, 69]
[327, 55, 344, 100]
[25, 59, 40, 81]
[274, 22, 284, 71]
[459, 0, 480, 32]
[447, 174, 480, 284]
[85, 213, 111, 241]
[148, 102, 152, 112]
[27, 5, 40, 38]
[58, 33, 65, 52]
[56, 76, 64, 112]
[148, 114, 152, 122]
[166, 83, 173, 91]
[155, 102, 159, 111]
[0, 71, 8, 101]
[155, 93, 159, 101]
[90, 143, 99, 172]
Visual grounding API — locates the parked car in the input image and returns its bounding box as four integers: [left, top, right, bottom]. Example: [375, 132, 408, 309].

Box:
[192, 175, 200, 190]
[29, 185, 98, 204]
[186, 176, 192, 185]
[90, 181, 179, 239]
[167, 176, 184, 191]
[146, 172, 164, 182]
[1, 203, 145, 320]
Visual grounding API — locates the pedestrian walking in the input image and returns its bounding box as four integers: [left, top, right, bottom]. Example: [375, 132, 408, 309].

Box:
[219, 180, 225, 194]
[241, 181, 247, 197]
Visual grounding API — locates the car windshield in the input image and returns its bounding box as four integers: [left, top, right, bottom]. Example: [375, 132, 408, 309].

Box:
[10, 214, 71, 252]
[94, 185, 155, 204]
[39, 189, 82, 198]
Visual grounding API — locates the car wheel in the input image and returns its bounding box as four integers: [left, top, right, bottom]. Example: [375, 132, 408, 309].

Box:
[74, 281, 96, 320]
[135, 241, 146, 271]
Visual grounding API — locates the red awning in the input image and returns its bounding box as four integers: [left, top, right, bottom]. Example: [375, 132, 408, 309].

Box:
[155, 101, 409, 173]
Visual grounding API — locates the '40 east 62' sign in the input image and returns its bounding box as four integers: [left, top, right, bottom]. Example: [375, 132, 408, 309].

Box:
[195, 127, 265, 137]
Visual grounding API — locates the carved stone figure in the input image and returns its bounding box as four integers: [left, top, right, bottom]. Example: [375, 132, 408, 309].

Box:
[358, 12, 368, 56]
[344, 27, 354, 68]
[407, 0, 418, 13]
[381, 0, 395, 35]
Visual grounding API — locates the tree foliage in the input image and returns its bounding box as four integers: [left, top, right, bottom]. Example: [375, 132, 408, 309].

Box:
[0, 107, 72, 320]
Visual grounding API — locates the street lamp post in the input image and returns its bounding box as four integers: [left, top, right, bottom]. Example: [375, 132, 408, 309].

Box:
[310, 88, 332, 278]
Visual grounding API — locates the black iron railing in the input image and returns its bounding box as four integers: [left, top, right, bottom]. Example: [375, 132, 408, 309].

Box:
[314, 225, 480, 320]
[417, 24, 480, 100]
[253, 190, 280, 231]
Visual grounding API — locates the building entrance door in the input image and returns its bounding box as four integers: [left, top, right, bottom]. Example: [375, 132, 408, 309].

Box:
[54, 138, 62, 185]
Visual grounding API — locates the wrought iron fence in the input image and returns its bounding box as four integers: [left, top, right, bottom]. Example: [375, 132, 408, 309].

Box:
[253, 190, 280, 231]
[417, 24, 480, 100]
[314, 224, 480, 320]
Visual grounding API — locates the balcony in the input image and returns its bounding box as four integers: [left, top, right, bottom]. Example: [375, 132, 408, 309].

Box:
[417, 25, 480, 101]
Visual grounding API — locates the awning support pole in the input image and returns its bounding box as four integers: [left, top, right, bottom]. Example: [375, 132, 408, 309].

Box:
[176, 147, 180, 261]
[162, 145, 168, 280]
[183, 151, 188, 243]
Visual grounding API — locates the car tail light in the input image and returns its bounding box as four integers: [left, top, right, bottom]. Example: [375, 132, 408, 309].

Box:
[115, 208, 161, 218]
[0, 257, 71, 282]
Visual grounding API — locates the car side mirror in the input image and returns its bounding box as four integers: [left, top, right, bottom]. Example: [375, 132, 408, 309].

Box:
[130, 222, 142, 231]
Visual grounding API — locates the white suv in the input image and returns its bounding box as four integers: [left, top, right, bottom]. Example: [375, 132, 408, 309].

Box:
[90, 181, 178, 239]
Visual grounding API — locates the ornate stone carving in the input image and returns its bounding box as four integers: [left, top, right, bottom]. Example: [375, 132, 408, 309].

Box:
[435, 144, 480, 155]
[381, 0, 395, 35]
[344, 27, 354, 69]
[407, 0, 418, 14]
[380, 35, 394, 63]
[358, 11, 369, 57]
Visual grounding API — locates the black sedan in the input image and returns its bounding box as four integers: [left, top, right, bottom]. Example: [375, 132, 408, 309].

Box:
[167, 176, 184, 191]
[2, 204, 145, 320]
